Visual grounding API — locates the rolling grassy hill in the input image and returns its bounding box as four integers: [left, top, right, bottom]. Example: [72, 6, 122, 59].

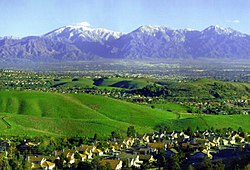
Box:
[156, 78, 250, 99]
[50, 77, 153, 90]
[0, 91, 249, 137]
[48, 77, 250, 101]
[51, 78, 94, 88]
[95, 78, 153, 89]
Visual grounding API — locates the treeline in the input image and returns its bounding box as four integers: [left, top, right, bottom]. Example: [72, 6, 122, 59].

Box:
[130, 80, 250, 100]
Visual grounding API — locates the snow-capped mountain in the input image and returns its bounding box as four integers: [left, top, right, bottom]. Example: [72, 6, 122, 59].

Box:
[202, 25, 246, 37]
[44, 23, 123, 43]
[114, 25, 191, 59]
[0, 24, 250, 62]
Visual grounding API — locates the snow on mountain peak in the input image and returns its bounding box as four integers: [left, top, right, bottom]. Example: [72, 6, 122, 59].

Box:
[202, 25, 246, 37]
[136, 25, 196, 35]
[137, 25, 171, 33]
[44, 22, 123, 42]
[65, 22, 93, 31]
[205, 25, 232, 33]
[43, 23, 248, 44]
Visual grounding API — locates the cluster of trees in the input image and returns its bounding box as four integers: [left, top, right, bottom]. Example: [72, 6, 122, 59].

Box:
[132, 84, 171, 97]
[0, 145, 29, 170]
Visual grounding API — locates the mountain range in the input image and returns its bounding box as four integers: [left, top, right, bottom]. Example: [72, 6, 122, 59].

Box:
[0, 24, 250, 62]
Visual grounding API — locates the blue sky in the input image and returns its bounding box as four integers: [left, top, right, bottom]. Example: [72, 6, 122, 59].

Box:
[0, 0, 249, 37]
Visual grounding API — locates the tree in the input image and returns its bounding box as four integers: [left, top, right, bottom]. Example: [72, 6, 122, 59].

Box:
[238, 127, 243, 133]
[54, 154, 65, 169]
[127, 126, 136, 137]
[186, 127, 193, 137]
[156, 154, 167, 169]
[167, 155, 181, 170]
[93, 134, 98, 142]
[77, 161, 93, 170]
[0, 153, 11, 170]
[187, 164, 195, 170]
[213, 160, 225, 170]
[110, 131, 121, 140]
[104, 162, 112, 170]
[199, 157, 213, 170]
[74, 152, 81, 160]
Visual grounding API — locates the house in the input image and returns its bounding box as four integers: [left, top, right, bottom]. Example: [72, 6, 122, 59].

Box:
[191, 138, 208, 145]
[141, 134, 150, 143]
[93, 148, 104, 156]
[75, 145, 95, 160]
[160, 133, 167, 139]
[54, 149, 76, 164]
[25, 142, 41, 147]
[99, 160, 123, 170]
[137, 147, 151, 155]
[64, 149, 76, 164]
[77, 145, 96, 153]
[181, 142, 190, 149]
[202, 149, 213, 159]
[104, 147, 110, 154]
[109, 142, 124, 151]
[41, 161, 56, 170]
[148, 143, 167, 153]
[78, 153, 87, 161]
[222, 139, 229, 146]
[211, 137, 221, 146]
[28, 156, 55, 170]
[28, 156, 46, 169]
[123, 138, 135, 148]
[180, 132, 190, 140]
[138, 154, 156, 164]
[232, 134, 245, 143]
[171, 131, 179, 140]
[118, 152, 143, 168]
[229, 137, 236, 145]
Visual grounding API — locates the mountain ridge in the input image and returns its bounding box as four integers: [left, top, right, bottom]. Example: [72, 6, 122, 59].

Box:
[0, 24, 250, 62]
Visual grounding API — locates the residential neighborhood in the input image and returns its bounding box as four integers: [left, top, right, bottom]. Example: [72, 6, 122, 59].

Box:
[0, 128, 246, 169]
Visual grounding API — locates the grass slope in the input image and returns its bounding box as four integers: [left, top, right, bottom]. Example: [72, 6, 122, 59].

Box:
[0, 91, 249, 137]
[157, 79, 250, 99]
[94, 78, 153, 89]
[52, 78, 94, 88]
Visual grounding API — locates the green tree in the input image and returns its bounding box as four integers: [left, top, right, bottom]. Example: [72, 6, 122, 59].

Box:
[186, 127, 193, 137]
[104, 162, 112, 170]
[93, 134, 98, 142]
[200, 157, 213, 170]
[127, 126, 136, 137]
[167, 155, 181, 170]
[77, 161, 93, 170]
[187, 164, 195, 170]
[213, 160, 225, 170]
[0, 153, 11, 170]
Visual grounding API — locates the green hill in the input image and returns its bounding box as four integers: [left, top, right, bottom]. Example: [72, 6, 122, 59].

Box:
[93, 77, 153, 89]
[156, 79, 250, 99]
[0, 91, 249, 137]
[51, 78, 94, 88]
[50, 77, 153, 90]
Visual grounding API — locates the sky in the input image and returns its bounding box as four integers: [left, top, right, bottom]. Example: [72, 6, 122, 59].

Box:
[0, 0, 250, 37]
